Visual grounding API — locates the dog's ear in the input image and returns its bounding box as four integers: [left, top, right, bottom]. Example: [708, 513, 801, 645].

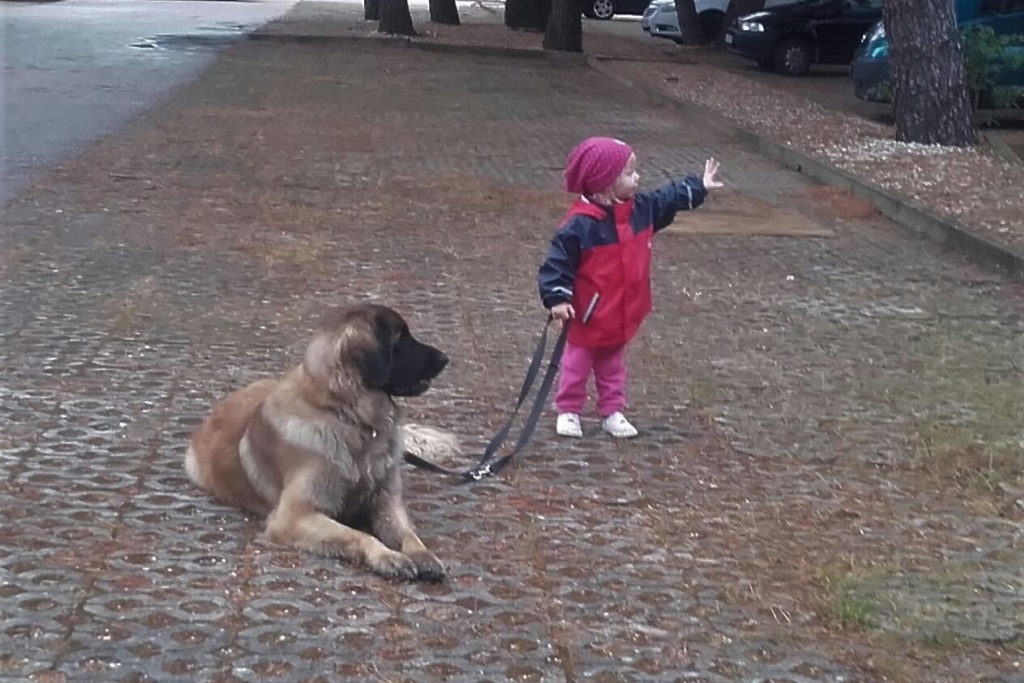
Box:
[346, 317, 393, 389]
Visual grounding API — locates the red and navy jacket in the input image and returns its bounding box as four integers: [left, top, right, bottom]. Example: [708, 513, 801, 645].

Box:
[538, 176, 708, 348]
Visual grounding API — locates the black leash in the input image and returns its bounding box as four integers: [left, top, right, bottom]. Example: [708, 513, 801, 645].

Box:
[403, 316, 569, 483]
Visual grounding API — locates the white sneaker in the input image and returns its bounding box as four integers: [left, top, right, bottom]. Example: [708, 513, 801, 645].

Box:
[602, 412, 638, 439]
[556, 413, 583, 438]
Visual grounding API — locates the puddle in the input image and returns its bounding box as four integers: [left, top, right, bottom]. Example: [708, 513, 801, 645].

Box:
[130, 34, 242, 52]
[130, 23, 257, 53]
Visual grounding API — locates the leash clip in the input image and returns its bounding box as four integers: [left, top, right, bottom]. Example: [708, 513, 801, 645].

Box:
[467, 464, 493, 481]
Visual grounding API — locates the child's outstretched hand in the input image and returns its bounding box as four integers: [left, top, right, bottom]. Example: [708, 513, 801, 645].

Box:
[703, 158, 724, 189]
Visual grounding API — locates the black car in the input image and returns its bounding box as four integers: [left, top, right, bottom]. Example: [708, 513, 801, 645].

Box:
[724, 0, 884, 76]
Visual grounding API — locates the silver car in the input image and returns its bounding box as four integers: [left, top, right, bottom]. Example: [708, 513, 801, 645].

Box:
[642, 0, 683, 42]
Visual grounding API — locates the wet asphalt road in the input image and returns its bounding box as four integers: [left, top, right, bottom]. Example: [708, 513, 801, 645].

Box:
[0, 0, 298, 204]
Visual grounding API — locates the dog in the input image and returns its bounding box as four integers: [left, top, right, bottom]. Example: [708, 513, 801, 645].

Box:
[184, 304, 462, 582]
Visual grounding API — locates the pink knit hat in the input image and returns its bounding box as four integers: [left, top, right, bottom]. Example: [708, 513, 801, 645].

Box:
[563, 137, 634, 196]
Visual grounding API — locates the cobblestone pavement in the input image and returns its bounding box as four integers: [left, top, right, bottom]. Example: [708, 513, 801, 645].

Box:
[1, 37, 1023, 683]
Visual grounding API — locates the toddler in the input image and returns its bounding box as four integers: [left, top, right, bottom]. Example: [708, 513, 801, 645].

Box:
[538, 136, 722, 438]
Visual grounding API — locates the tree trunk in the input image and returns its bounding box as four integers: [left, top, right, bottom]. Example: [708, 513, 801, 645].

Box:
[543, 0, 583, 52]
[379, 0, 416, 35]
[364, 0, 379, 21]
[884, 0, 974, 146]
[717, 0, 763, 44]
[505, 0, 549, 30]
[674, 0, 705, 45]
[429, 0, 460, 24]
[539, 0, 553, 29]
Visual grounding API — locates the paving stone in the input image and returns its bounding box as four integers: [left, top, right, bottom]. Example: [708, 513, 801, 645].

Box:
[0, 39, 1021, 682]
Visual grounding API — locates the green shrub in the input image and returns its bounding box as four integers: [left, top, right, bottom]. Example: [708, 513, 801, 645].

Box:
[960, 25, 1024, 109]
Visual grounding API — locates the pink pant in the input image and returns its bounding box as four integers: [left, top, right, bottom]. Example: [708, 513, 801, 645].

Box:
[555, 342, 627, 417]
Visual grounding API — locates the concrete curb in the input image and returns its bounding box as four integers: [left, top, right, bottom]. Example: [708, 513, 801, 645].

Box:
[588, 56, 1024, 282]
[981, 130, 1023, 166]
[247, 30, 589, 64]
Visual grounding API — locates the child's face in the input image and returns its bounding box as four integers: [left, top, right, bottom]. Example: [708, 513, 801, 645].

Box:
[609, 153, 639, 201]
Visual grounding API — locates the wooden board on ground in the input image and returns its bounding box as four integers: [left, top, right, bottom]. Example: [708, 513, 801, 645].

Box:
[663, 192, 835, 238]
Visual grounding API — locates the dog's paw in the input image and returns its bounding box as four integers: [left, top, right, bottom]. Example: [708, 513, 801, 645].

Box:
[368, 549, 419, 582]
[408, 550, 447, 583]
[402, 424, 462, 463]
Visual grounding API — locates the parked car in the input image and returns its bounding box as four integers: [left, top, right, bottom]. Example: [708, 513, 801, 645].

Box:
[586, 0, 653, 21]
[641, 0, 725, 42]
[851, 0, 1024, 104]
[724, 0, 884, 76]
[642, 0, 799, 44]
[642, 0, 680, 42]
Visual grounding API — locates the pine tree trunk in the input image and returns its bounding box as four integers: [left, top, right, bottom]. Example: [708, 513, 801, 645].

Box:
[717, 0, 763, 44]
[364, 0, 379, 21]
[543, 0, 583, 52]
[884, 0, 974, 146]
[539, 0, 553, 28]
[674, 0, 705, 45]
[429, 0, 461, 24]
[379, 0, 416, 35]
[506, 0, 549, 30]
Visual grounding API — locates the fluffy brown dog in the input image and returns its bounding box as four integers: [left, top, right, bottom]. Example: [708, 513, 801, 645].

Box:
[185, 304, 461, 582]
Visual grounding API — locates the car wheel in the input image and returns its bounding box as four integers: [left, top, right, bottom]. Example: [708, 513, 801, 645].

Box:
[772, 38, 812, 76]
[698, 10, 723, 42]
[590, 0, 615, 20]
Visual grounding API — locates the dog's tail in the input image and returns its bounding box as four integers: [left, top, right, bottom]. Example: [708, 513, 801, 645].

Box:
[402, 423, 463, 464]
[184, 445, 204, 488]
